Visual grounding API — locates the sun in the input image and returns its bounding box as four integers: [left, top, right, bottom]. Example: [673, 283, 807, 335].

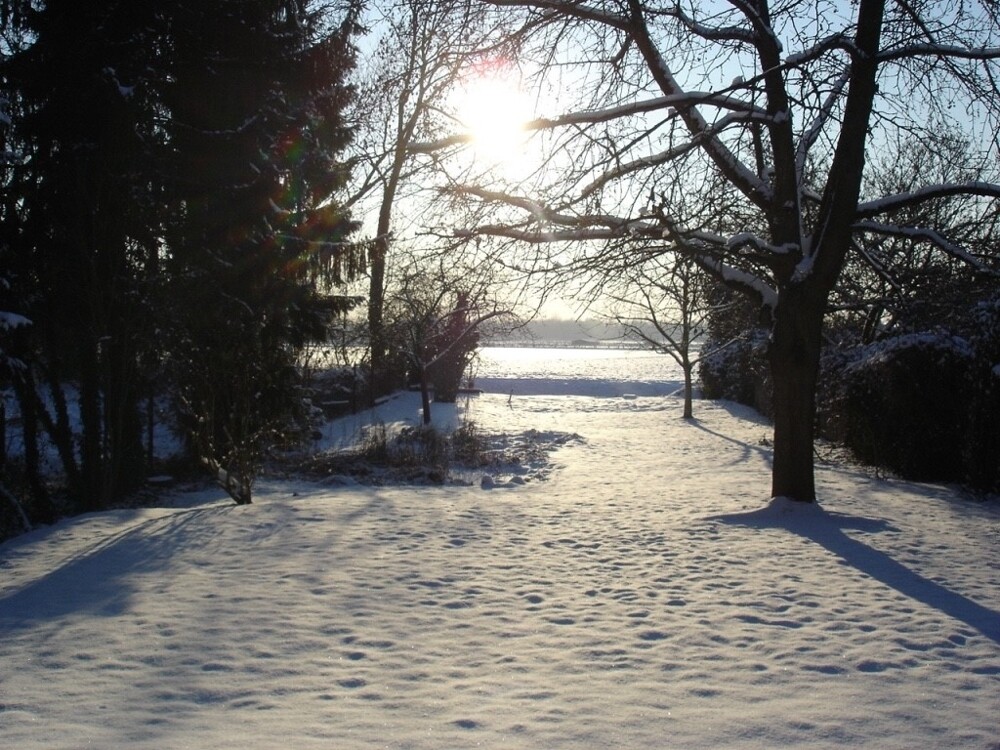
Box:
[456, 72, 534, 166]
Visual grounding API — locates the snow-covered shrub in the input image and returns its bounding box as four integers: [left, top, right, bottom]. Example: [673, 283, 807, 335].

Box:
[699, 328, 772, 417]
[427, 292, 480, 404]
[450, 420, 488, 465]
[308, 364, 366, 419]
[835, 333, 978, 484]
[963, 296, 1000, 490]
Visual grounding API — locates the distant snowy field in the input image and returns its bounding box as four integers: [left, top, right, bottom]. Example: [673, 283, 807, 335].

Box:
[1, 348, 998, 749]
[472, 345, 682, 397]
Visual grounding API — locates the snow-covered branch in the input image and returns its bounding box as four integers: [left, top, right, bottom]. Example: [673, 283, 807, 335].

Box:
[454, 225, 656, 243]
[666, 3, 755, 45]
[690, 254, 778, 311]
[533, 90, 768, 126]
[853, 220, 996, 272]
[855, 181, 1000, 217]
[727, 233, 801, 257]
[877, 43, 1000, 63]
[407, 132, 473, 154]
[409, 91, 767, 156]
[482, 0, 630, 30]
[783, 33, 857, 68]
[451, 185, 660, 235]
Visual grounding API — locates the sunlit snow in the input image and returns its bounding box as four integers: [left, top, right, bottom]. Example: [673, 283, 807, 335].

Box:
[0, 348, 997, 749]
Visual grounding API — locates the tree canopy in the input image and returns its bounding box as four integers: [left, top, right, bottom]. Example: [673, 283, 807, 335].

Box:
[416, 0, 1000, 502]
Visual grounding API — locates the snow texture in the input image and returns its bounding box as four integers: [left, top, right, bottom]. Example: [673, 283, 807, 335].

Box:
[0, 347, 997, 749]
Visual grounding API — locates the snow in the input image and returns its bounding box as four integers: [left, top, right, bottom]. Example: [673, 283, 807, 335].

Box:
[844, 331, 976, 372]
[0, 311, 31, 330]
[726, 232, 799, 256]
[1, 348, 997, 749]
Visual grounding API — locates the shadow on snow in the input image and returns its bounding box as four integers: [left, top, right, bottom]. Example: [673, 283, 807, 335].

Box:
[712, 500, 1000, 645]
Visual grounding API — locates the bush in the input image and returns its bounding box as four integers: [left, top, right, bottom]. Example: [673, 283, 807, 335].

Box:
[830, 333, 994, 486]
[428, 292, 479, 403]
[361, 422, 449, 474]
[699, 329, 772, 417]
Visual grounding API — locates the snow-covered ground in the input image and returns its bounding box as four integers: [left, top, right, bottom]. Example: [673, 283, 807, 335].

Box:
[1, 348, 998, 749]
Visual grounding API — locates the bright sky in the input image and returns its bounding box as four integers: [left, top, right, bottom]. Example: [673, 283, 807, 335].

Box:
[450, 60, 540, 182]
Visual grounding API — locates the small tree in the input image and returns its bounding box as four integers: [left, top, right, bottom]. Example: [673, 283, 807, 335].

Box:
[428, 291, 480, 402]
[385, 266, 513, 425]
[346, 0, 510, 402]
[608, 254, 711, 419]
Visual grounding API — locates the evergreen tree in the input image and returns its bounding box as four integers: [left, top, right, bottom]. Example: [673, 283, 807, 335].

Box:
[160, 0, 361, 503]
[1, 0, 162, 510]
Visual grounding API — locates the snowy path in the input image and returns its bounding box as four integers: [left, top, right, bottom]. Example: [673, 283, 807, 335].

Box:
[1, 395, 998, 749]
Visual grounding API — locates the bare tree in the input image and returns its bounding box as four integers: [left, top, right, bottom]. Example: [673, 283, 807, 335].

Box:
[419, 0, 1000, 502]
[346, 0, 515, 401]
[607, 254, 712, 420]
[384, 261, 515, 425]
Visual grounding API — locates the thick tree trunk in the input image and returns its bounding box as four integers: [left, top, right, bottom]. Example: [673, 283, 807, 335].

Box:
[768, 288, 825, 502]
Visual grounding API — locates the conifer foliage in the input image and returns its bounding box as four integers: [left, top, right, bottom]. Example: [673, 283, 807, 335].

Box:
[2, 0, 162, 513]
[0, 0, 361, 516]
[160, 0, 361, 504]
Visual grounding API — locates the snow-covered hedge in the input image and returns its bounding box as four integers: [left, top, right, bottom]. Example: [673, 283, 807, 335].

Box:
[822, 330, 999, 490]
[699, 329, 772, 417]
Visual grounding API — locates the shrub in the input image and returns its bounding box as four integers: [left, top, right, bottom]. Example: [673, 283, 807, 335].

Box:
[834, 333, 978, 484]
[699, 329, 772, 417]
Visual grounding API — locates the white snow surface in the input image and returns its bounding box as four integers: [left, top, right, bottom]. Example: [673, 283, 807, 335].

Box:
[1, 348, 998, 749]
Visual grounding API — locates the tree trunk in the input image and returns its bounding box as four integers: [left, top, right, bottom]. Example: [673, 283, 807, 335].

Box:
[368, 125, 408, 405]
[768, 287, 825, 502]
[419, 364, 432, 425]
[367, 234, 388, 404]
[39, 365, 82, 501]
[765, 0, 885, 504]
[104, 334, 146, 499]
[11, 372, 56, 524]
[682, 358, 694, 420]
[78, 339, 103, 512]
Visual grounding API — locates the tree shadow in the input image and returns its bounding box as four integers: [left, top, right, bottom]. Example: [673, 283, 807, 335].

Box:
[689, 410, 774, 470]
[711, 500, 1000, 644]
[0, 506, 233, 629]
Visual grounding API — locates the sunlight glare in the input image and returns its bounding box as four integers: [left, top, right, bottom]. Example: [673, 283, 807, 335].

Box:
[458, 74, 533, 167]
